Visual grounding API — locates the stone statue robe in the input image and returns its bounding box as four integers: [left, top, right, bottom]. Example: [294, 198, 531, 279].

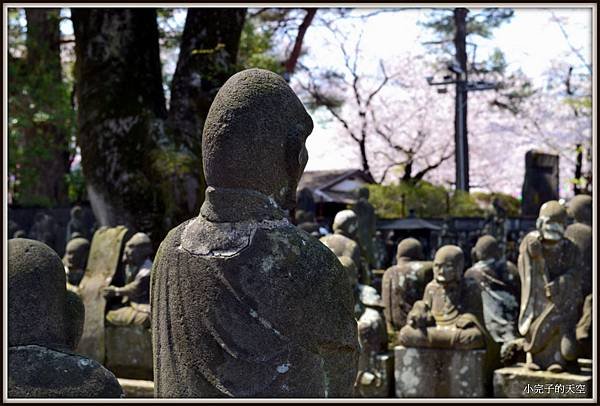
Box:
[151, 188, 358, 397]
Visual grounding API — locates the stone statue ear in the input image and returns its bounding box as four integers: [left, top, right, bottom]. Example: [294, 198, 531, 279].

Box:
[284, 124, 306, 175]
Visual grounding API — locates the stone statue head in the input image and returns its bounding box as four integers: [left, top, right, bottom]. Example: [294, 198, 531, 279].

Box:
[8, 239, 68, 348]
[536, 200, 567, 242]
[396, 237, 424, 261]
[338, 255, 359, 289]
[63, 237, 90, 271]
[433, 245, 464, 286]
[332, 210, 359, 239]
[70, 205, 83, 219]
[122, 232, 152, 267]
[567, 194, 592, 225]
[472, 235, 500, 263]
[202, 68, 314, 210]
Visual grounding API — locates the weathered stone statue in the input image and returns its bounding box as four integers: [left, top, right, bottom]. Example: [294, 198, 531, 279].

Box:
[63, 237, 90, 289]
[296, 187, 316, 214]
[565, 194, 592, 296]
[354, 285, 390, 398]
[337, 255, 363, 318]
[29, 212, 58, 251]
[102, 232, 152, 328]
[151, 69, 358, 397]
[352, 187, 377, 269]
[381, 238, 433, 333]
[8, 238, 123, 398]
[320, 209, 367, 284]
[66, 205, 88, 242]
[464, 235, 519, 358]
[576, 294, 592, 359]
[295, 209, 320, 237]
[517, 201, 581, 372]
[398, 245, 486, 350]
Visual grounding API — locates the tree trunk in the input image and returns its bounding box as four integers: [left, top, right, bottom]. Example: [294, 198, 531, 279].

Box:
[163, 8, 247, 226]
[453, 8, 469, 192]
[19, 9, 70, 207]
[72, 8, 168, 243]
[284, 9, 317, 78]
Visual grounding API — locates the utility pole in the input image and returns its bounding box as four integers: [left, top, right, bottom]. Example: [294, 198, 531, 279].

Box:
[426, 7, 497, 193]
[454, 8, 469, 192]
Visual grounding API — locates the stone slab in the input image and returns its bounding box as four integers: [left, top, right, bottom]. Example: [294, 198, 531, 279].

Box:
[105, 325, 153, 381]
[493, 364, 592, 398]
[117, 378, 154, 398]
[77, 226, 132, 363]
[394, 345, 487, 398]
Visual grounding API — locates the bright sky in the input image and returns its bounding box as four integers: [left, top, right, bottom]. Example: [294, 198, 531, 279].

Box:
[300, 6, 594, 173]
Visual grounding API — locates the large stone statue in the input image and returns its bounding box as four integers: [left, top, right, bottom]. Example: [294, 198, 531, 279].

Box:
[320, 210, 367, 284]
[63, 237, 90, 289]
[565, 194, 592, 296]
[381, 238, 433, 333]
[517, 201, 581, 372]
[352, 187, 377, 269]
[66, 205, 88, 242]
[102, 232, 152, 328]
[464, 235, 519, 357]
[8, 239, 123, 398]
[151, 69, 358, 397]
[398, 245, 486, 350]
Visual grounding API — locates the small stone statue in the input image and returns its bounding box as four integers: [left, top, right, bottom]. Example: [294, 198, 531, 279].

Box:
[354, 285, 388, 398]
[398, 245, 486, 350]
[517, 201, 581, 372]
[151, 69, 358, 397]
[66, 205, 87, 242]
[381, 238, 433, 333]
[576, 294, 592, 359]
[102, 232, 152, 328]
[336, 255, 362, 318]
[296, 187, 316, 214]
[320, 210, 367, 284]
[464, 235, 519, 358]
[62, 237, 90, 289]
[352, 187, 377, 269]
[8, 238, 123, 398]
[565, 194, 592, 296]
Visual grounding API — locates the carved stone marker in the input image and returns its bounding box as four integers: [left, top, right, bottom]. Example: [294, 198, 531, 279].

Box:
[353, 187, 377, 268]
[521, 150, 559, 217]
[8, 238, 123, 398]
[77, 226, 132, 363]
[151, 68, 358, 398]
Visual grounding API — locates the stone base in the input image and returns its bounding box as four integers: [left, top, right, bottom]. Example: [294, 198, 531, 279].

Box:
[355, 352, 395, 398]
[117, 378, 154, 398]
[394, 346, 487, 397]
[105, 325, 153, 380]
[493, 363, 592, 398]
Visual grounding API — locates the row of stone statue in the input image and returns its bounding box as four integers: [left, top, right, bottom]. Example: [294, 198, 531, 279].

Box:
[7, 68, 593, 399]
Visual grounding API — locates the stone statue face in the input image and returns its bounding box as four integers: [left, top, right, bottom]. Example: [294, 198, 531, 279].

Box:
[536, 201, 567, 242]
[202, 69, 314, 210]
[433, 246, 464, 285]
[122, 233, 152, 267]
[63, 238, 90, 271]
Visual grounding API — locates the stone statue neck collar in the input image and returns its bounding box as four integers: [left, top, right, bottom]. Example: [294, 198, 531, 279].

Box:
[200, 186, 287, 223]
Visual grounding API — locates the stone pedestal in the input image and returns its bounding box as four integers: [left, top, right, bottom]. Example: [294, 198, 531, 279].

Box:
[394, 346, 487, 398]
[117, 378, 154, 398]
[355, 352, 395, 398]
[105, 325, 153, 381]
[493, 363, 592, 398]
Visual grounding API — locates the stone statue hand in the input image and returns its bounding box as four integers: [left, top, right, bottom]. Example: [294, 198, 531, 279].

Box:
[407, 300, 432, 329]
[101, 286, 119, 299]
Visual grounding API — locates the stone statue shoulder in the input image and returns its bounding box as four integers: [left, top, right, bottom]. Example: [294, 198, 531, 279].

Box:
[8, 345, 123, 398]
[520, 231, 543, 258]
